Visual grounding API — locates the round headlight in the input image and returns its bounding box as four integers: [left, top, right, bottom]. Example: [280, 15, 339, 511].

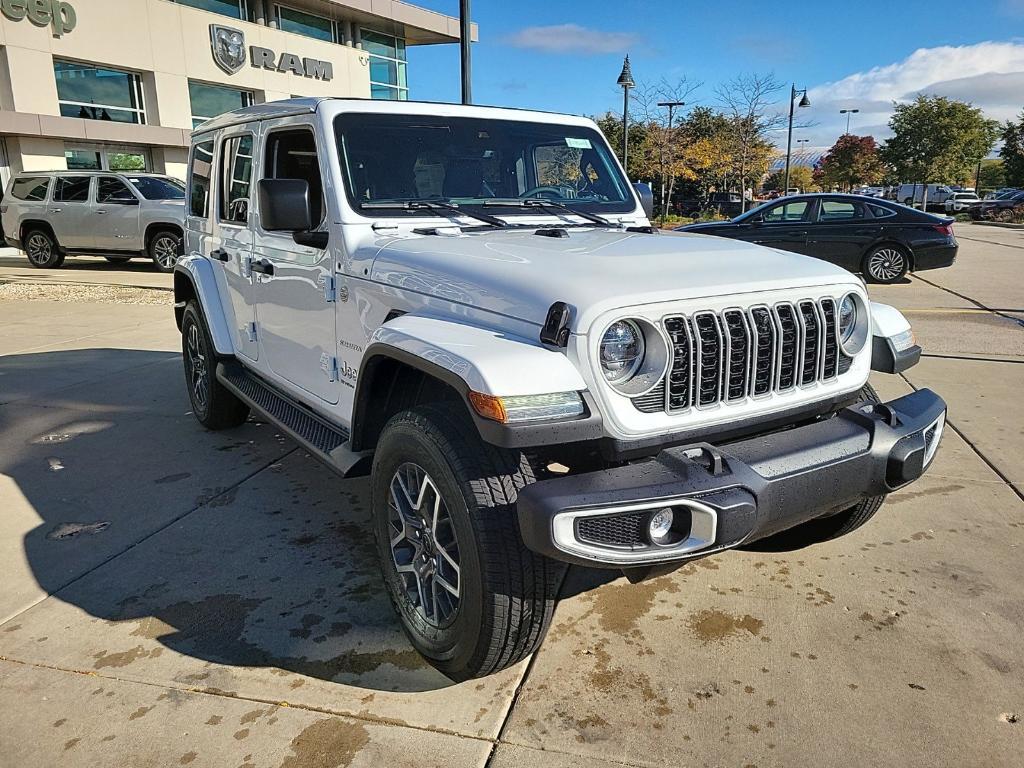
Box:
[838, 292, 869, 355]
[839, 294, 858, 344]
[600, 320, 645, 384]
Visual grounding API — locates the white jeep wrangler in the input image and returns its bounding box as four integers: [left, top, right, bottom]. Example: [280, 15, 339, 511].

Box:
[174, 98, 946, 681]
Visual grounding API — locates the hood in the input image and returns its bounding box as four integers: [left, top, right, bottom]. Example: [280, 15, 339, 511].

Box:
[370, 227, 860, 332]
[677, 220, 732, 232]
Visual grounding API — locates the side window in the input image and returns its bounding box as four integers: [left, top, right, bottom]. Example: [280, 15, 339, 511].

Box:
[763, 201, 808, 223]
[263, 128, 324, 224]
[53, 177, 91, 203]
[868, 204, 896, 219]
[97, 177, 135, 203]
[11, 176, 51, 201]
[219, 134, 254, 224]
[819, 200, 864, 221]
[189, 140, 215, 218]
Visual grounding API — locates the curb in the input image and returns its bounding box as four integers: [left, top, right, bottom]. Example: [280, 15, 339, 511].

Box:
[973, 221, 1024, 230]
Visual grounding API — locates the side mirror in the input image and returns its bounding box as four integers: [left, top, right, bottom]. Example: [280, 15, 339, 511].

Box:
[258, 178, 313, 231]
[633, 182, 654, 220]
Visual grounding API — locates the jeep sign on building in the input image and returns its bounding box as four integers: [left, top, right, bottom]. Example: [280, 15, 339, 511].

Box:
[0, 0, 476, 183]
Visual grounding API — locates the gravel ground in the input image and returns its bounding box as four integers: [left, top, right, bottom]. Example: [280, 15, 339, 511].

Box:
[0, 281, 173, 305]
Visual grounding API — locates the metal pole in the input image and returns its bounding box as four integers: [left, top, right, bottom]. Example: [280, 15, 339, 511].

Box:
[975, 158, 982, 191]
[460, 0, 472, 105]
[784, 85, 795, 194]
[845, 111, 851, 134]
[622, 87, 630, 177]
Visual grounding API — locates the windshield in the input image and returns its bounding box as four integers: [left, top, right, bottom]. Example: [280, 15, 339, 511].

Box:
[334, 113, 633, 217]
[127, 176, 186, 200]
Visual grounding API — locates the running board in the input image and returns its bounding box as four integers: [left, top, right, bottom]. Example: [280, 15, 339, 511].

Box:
[216, 361, 372, 478]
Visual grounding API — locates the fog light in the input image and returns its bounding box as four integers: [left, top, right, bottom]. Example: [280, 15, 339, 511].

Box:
[647, 508, 674, 545]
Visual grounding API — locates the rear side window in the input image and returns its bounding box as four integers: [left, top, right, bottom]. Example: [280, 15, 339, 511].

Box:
[53, 176, 91, 202]
[11, 176, 51, 201]
[189, 140, 216, 218]
[219, 134, 254, 223]
[819, 200, 864, 221]
[868, 204, 896, 219]
[263, 128, 324, 224]
[97, 177, 135, 203]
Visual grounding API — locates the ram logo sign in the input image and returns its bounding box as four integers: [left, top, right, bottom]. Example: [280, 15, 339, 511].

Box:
[208, 24, 333, 82]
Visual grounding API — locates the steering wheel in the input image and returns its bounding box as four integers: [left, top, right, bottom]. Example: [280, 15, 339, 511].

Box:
[520, 186, 566, 200]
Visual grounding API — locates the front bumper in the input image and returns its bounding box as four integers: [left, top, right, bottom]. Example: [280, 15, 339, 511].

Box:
[517, 389, 946, 567]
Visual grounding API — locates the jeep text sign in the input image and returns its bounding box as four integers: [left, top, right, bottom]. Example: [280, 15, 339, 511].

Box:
[1, 0, 76, 37]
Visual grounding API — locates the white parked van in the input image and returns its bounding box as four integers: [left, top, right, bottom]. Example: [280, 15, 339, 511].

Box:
[897, 183, 954, 208]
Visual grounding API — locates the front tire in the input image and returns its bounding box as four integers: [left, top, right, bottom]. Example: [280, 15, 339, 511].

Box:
[149, 229, 182, 273]
[180, 301, 249, 430]
[371, 403, 565, 681]
[24, 229, 62, 268]
[863, 244, 909, 284]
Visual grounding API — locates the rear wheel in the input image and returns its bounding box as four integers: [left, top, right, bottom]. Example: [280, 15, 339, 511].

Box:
[180, 301, 249, 430]
[24, 229, 61, 268]
[371, 403, 566, 681]
[149, 229, 182, 273]
[863, 244, 909, 284]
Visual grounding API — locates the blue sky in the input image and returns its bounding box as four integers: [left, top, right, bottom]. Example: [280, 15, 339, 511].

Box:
[407, 0, 1024, 149]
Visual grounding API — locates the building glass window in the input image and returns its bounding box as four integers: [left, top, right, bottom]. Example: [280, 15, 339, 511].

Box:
[173, 0, 249, 19]
[276, 4, 336, 42]
[65, 145, 151, 172]
[65, 148, 101, 170]
[362, 30, 408, 100]
[189, 81, 254, 130]
[54, 60, 146, 124]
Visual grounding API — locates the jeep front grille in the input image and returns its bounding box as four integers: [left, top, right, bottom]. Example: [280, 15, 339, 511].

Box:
[636, 298, 851, 415]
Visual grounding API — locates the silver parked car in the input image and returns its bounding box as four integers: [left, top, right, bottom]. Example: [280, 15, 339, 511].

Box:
[1, 171, 186, 272]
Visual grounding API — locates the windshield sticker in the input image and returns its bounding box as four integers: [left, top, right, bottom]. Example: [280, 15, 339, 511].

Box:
[565, 137, 592, 149]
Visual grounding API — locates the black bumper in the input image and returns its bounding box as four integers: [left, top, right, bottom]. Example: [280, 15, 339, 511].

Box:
[517, 389, 946, 567]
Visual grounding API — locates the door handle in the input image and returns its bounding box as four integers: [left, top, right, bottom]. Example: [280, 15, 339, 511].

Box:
[96, 210, 107, 215]
[210, 248, 231, 262]
[250, 259, 275, 277]
[49, 208, 62, 213]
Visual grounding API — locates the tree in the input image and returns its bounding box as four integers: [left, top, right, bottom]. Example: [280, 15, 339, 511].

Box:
[814, 134, 886, 191]
[764, 165, 814, 192]
[1000, 111, 1024, 188]
[881, 95, 999, 206]
[715, 73, 787, 212]
[977, 159, 1005, 192]
[594, 111, 648, 182]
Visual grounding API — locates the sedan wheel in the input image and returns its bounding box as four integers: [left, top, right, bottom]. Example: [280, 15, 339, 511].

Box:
[864, 246, 908, 284]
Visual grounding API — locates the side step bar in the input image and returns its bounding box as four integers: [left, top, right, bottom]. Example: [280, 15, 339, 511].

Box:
[216, 361, 372, 477]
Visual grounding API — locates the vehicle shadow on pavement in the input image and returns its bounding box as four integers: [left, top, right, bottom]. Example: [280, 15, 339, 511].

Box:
[0, 254, 161, 274]
[3, 348, 457, 693]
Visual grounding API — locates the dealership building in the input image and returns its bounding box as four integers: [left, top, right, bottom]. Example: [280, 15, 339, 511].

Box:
[0, 0, 474, 183]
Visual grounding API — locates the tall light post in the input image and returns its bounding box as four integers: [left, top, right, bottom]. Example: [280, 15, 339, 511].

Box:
[657, 100, 685, 219]
[784, 84, 811, 194]
[459, 0, 472, 104]
[839, 108, 859, 135]
[616, 55, 635, 177]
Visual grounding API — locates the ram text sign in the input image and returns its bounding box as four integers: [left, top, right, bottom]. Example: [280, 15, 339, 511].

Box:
[1, 0, 76, 37]
[210, 24, 333, 82]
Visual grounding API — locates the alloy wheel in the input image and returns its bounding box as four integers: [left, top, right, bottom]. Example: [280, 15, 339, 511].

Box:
[153, 235, 180, 270]
[26, 234, 52, 265]
[867, 248, 905, 282]
[387, 462, 461, 627]
[186, 322, 209, 413]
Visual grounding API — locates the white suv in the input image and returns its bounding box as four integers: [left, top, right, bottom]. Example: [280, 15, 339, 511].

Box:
[174, 98, 946, 680]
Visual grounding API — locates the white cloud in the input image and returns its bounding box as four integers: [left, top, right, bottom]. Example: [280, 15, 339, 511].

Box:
[799, 41, 1024, 147]
[502, 24, 639, 55]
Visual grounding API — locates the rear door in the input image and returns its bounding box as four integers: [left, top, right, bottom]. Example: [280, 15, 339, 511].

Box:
[807, 198, 873, 271]
[49, 176, 95, 249]
[251, 122, 339, 404]
[93, 176, 142, 250]
[212, 129, 259, 361]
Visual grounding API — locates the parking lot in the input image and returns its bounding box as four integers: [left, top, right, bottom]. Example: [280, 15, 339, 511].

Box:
[0, 222, 1021, 767]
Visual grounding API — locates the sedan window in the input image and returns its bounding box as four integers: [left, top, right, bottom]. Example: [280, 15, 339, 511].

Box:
[762, 201, 809, 223]
[868, 204, 896, 219]
[819, 200, 864, 221]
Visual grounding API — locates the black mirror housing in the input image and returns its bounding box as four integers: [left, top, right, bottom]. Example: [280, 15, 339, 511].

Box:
[258, 178, 313, 232]
[633, 182, 654, 220]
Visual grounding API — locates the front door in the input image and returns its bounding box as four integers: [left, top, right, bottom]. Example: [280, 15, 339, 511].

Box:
[252, 123, 339, 405]
[93, 176, 141, 250]
[213, 130, 259, 361]
[49, 176, 95, 249]
[748, 198, 815, 254]
[808, 198, 875, 271]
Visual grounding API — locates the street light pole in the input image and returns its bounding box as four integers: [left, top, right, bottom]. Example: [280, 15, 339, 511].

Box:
[839, 108, 859, 135]
[459, 0, 472, 104]
[784, 84, 810, 195]
[657, 100, 685, 219]
[617, 55, 635, 177]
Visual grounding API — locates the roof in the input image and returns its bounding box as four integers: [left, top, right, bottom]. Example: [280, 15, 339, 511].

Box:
[11, 170, 174, 178]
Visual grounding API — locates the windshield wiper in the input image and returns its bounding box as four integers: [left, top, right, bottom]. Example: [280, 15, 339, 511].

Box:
[360, 200, 508, 228]
[482, 198, 618, 227]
